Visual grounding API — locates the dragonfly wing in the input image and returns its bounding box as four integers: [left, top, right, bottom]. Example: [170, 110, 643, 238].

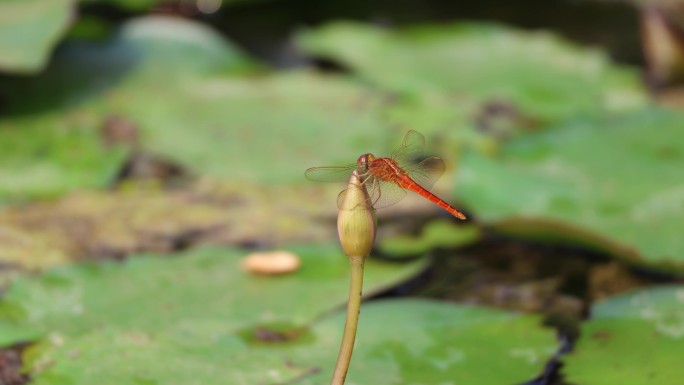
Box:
[402, 156, 445, 190]
[370, 178, 408, 209]
[390, 130, 426, 165]
[336, 176, 407, 210]
[305, 164, 357, 182]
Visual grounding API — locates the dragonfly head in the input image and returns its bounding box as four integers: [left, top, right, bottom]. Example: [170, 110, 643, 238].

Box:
[357, 153, 375, 172]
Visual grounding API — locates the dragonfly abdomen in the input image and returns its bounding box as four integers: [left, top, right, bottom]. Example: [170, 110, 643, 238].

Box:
[396, 175, 467, 220]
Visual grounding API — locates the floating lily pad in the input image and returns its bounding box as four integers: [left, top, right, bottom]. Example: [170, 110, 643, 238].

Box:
[563, 285, 684, 384]
[0, 0, 74, 73]
[297, 22, 646, 123]
[382, 92, 495, 155]
[24, 299, 557, 385]
[378, 220, 480, 257]
[116, 71, 394, 183]
[104, 15, 259, 79]
[0, 244, 428, 347]
[0, 111, 129, 203]
[296, 299, 557, 385]
[25, 326, 311, 385]
[456, 109, 684, 271]
[2, 15, 259, 112]
[2, 17, 395, 192]
[0, 16, 260, 202]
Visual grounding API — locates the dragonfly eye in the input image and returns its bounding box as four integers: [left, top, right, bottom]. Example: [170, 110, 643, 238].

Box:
[357, 154, 371, 171]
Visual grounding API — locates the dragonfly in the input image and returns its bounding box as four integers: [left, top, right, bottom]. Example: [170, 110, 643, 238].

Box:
[305, 130, 466, 220]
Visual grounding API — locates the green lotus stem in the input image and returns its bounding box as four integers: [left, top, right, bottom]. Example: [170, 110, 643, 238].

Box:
[330, 255, 365, 385]
[331, 170, 376, 385]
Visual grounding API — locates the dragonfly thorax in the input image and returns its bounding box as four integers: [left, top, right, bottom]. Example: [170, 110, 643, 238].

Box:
[357, 153, 376, 172]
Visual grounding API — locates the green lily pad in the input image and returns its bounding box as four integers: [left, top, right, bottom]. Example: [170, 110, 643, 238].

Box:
[0, 16, 260, 202]
[563, 285, 684, 384]
[0, 112, 129, 203]
[0, 244, 428, 347]
[297, 22, 646, 123]
[25, 326, 311, 385]
[2, 15, 259, 112]
[293, 299, 558, 385]
[378, 220, 480, 257]
[2, 17, 395, 191]
[0, 0, 74, 73]
[103, 15, 259, 79]
[381, 92, 495, 155]
[24, 299, 557, 385]
[116, 71, 395, 183]
[456, 109, 684, 271]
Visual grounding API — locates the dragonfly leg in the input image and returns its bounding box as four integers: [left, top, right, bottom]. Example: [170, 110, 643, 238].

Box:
[356, 170, 373, 184]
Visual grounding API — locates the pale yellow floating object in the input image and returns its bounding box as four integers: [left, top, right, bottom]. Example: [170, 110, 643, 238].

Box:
[241, 251, 301, 275]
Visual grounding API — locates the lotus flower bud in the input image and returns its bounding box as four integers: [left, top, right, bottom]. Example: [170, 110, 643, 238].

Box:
[337, 171, 376, 257]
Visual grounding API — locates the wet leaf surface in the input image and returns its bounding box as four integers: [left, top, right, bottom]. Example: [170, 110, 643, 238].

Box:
[298, 22, 646, 123]
[26, 326, 313, 385]
[457, 109, 684, 272]
[0, 0, 74, 73]
[0, 111, 129, 203]
[23, 299, 557, 385]
[296, 300, 557, 385]
[0, 15, 259, 203]
[120, 71, 395, 183]
[0, 245, 428, 347]
[377, 219, 480, 257]
[3, 14, 258, 105]
[563, 285, 684, 384]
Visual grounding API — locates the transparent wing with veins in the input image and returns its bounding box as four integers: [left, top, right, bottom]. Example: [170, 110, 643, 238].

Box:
[305, 164, 377, 209]
[402, 155, 445, 191]
[391, 130, 446, 190]
[336, 175, 408, 210]
[305, 130, 445, 210]
[391, 129, 426, 166]
[304, 164, 358, 183]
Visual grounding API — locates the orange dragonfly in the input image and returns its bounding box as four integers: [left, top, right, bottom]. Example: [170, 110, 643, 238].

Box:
[305, 130, 466, 220]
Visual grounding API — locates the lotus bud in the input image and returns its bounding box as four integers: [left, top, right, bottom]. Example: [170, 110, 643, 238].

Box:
[337, 171, 376, 258]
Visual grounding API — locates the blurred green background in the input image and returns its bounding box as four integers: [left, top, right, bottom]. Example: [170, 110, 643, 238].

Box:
[0, 1, 683, 384]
